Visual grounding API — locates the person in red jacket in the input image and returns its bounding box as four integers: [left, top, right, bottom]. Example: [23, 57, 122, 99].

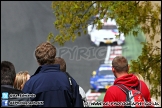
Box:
[103, 56, 152, 107]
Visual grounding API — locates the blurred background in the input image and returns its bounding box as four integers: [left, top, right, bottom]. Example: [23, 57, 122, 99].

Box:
[1, 1, 105, 92]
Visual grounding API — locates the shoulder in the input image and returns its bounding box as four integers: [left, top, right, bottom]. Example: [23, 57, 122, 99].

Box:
[108, 85, 122, 91]
[69, 75, 78, 84]
[105, 85, 122, 95]
[104, 85, 121, 102]
[139, 80, 149, 89]
[12, 89, 24, 94]
[28, 71, 64, 82]
[23, 76, 34, 87]
[105, 85, 127, 96]
[139, 80, 146, 84]
[1, 86, 23, 94]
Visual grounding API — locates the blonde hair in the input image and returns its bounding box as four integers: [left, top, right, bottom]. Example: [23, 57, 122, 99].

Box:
[133, 73, 144, 82]
[13, 71, 30, 90]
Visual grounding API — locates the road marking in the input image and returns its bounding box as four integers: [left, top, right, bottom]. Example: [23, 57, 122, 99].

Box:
[109, 46, 123, 61]
[87, 93, 101, 97]
[113, 50, 122, 55]
[86, 89, 101, 102]
[110, 54, 122, 58]
[104, 46, 111, 64]
[112, 46, 122, 50]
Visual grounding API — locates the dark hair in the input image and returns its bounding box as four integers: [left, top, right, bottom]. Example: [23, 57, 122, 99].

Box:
[54, 57, 66, 72]
[1, 61, 16, 85]
[35, 42, 56, 65]
[112, 56, 128, 73]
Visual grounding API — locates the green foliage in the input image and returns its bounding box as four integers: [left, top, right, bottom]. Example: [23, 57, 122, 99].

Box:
[50, 1, 160, 45]
[49, 1, 161, 98]
[129, 41, 161, 99]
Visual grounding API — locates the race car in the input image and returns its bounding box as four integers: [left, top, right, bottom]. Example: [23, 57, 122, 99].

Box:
[87, 18, 125, 46]
[90, 63, 115, 92]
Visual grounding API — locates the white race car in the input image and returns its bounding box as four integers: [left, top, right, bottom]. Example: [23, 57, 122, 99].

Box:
[87, 18, 125, 46]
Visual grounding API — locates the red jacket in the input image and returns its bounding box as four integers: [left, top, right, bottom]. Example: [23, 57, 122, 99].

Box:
[103, 74, 151, 107]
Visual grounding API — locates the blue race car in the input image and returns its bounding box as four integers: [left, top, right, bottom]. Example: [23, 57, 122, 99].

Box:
[90, 63, 115, 92]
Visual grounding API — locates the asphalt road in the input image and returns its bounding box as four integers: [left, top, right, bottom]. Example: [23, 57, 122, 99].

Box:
[1, 1, 107, 92]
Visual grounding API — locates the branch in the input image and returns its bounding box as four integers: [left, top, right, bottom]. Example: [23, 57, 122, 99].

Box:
[65, 2, 97, 29]
[141, 46, 161, 71]
[82, 1, 97, 18]
[74, 28, 82, 33]
[75, 2, 99, 32]
[145, 58, 161, 71]
[146, 16, 161, 22]
[149, 46, 160, 56]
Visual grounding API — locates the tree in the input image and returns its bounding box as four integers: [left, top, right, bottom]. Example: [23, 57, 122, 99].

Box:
[49, 1, 161, 99]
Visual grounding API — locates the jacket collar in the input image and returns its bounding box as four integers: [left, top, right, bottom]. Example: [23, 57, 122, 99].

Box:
[31, 64, 60, 77]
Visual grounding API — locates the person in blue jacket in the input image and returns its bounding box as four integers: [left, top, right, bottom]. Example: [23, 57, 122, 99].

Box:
[22, 42, 83, 107]
[54, 57, 88, 107]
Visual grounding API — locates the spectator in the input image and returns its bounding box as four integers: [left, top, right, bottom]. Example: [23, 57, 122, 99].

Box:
[1, 61, 30, 107]
[54, 57, 87, 106]
[134, 73, 160, 107]
[22, 42, 83, 107]
[13, 71, 30, 90]
[103, 56, 151, 107]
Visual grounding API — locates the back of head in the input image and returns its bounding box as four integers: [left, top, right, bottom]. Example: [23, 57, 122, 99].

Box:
[1, 61, 16, 85]
[54, 57, 66, 72]
[35, 42, 56, 65]
[112, 56, 128, 73]
[13, 71, 30, 90]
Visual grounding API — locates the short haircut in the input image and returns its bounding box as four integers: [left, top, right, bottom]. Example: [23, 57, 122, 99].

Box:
[112, 56, 128, 72]
[1, 61, 16, 85]
[35, 42, 56, 65]
[13, 71, 30, 90]
[54, 57, 66, 72]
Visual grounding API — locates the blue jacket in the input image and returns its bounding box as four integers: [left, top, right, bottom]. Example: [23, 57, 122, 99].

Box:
[22, 64, 84, 107]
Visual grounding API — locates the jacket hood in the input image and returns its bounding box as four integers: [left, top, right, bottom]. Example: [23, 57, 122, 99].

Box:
[114, 74, 139, 88]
